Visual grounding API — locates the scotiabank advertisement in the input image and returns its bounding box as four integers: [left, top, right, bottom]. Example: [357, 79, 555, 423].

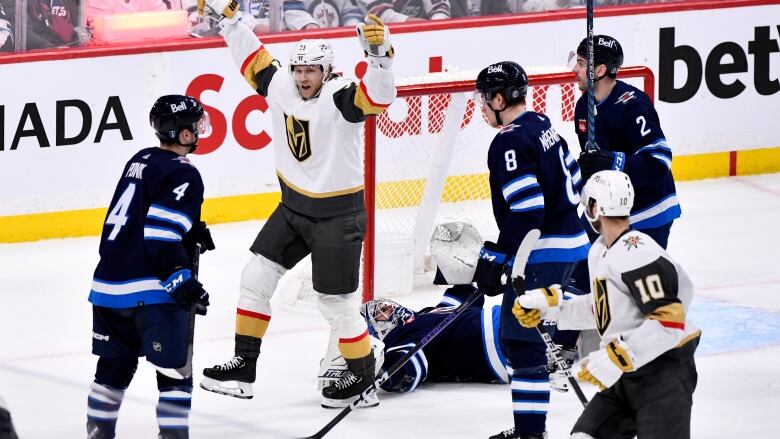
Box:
[0, 1, 778, 218]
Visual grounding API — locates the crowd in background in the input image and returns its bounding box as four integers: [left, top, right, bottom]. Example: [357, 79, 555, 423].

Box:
[0, 0, 684, 52]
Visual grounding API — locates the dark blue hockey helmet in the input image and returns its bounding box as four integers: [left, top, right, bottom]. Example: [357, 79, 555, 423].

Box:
[475, 61, 528, 107]
[577, 35, 624, 78]
[149, 95, 209, 149]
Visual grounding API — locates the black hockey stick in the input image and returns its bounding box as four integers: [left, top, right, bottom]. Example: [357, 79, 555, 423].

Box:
[585, 0, 599, 152]
[303, 229, 542, 439]
[510, 232, 588, 407]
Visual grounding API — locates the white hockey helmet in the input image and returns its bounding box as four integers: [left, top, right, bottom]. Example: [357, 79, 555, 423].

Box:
[360, 299, 416, 341]
[429, 221, 483, 285]
[288, 39, 335, 72]
[581, 170, 634, 223]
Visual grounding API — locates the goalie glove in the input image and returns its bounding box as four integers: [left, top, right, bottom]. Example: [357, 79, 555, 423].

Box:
[356, 14, 394, 60]
[198, 0, 242, 24]
[577, 339, 636, 390]
[512, 285, 562, 328]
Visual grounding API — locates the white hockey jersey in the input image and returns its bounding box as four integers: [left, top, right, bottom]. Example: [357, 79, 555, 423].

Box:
[219, 19, 396, 217]
[558, 229, 700, 370]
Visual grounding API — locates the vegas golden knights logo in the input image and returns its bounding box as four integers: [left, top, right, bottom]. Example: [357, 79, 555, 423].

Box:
[594, 278, 611, 336]
[285, 113, 311, 162]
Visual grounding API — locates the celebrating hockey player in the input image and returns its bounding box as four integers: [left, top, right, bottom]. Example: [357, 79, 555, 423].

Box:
[514, 170, 701, 439]
[196, 0, 396, 408]
[572, 35, 681, 249]
[473, 61, 590, 439]
[86, 95, 214, 439]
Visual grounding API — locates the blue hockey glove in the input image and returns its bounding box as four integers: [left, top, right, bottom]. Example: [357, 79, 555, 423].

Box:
[163, 268, 210, 315]
[475, 242, 508, 297]
[578, 150, 626, 183]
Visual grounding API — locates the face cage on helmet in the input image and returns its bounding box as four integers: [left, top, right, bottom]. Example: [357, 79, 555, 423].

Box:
[361, 299, 414, 340]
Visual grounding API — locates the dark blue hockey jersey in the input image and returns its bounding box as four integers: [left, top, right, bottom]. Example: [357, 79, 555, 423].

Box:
[88, 147, 204, 308]
[380, 290, 508, 393]
[487, 111, 589, 264]
[574, 81, 681, 229]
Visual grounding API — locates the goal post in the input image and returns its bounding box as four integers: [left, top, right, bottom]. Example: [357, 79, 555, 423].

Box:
[361, 66, 655, 303]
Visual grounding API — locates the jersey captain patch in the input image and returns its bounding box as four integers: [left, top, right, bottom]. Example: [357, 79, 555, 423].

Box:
[594, 277, 611, 336]
[284, 113, 312, 162]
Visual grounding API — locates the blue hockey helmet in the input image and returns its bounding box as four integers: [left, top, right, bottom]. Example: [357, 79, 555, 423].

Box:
[576, 35, 624, 78]
[475, 61, 528, 107]
[149, 95, 209, 150]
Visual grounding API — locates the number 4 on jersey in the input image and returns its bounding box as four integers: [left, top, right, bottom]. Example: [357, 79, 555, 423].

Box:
[106, 183, 136, 240]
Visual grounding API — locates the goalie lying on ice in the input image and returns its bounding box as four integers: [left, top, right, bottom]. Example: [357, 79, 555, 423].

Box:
[319, 285, 510, 393]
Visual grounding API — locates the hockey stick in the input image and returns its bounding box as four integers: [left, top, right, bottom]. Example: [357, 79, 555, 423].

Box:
[303, 229, 542, 439]
[585, 0, 599, 152]
[510, 234, 588, 408]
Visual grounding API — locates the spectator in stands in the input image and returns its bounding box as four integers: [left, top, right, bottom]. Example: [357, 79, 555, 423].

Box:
[186, 0, 322, 36]
[86, 0, 169, 26]
[0, 0, 81, 50]
[0, 3, 12, 52]
[357, 0, 452, 22]
[450, 0, 510, 18]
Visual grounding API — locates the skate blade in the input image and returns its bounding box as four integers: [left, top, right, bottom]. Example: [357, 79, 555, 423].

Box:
[320, 394, 379, 409]
[199, 377, 254, 399]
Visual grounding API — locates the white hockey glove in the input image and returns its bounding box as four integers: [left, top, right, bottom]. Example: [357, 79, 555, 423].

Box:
[512, 285, 562, 328]
[198, 0, 242, 24]
[578, 339, 636, 390]
[357, 14, 394, 61]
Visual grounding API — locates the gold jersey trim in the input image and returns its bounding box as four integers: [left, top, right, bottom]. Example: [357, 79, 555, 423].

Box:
[276, 171, 364, 198]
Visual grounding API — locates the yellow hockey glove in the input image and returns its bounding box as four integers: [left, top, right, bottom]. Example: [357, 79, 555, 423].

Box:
[356, 14, 394, 59]
[198, 0, 241, 23]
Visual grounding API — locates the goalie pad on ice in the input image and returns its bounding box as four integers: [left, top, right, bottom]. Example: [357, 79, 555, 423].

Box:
[430, 221, 483, 285]
[318, 336, 385, 390]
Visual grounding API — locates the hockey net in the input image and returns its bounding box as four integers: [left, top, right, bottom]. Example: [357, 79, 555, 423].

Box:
[276, 66, 654, 307]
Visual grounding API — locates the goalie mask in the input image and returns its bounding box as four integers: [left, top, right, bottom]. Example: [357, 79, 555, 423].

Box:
[430, 221, 483, 285]
[360, 299, 416, 340]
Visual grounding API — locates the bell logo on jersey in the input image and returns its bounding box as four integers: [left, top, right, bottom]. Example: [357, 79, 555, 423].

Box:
[593, 278, 611, 336]
[284, 113, 312, 162]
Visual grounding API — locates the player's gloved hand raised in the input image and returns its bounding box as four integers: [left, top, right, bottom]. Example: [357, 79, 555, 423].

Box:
[577, 339, 635, 391]
[512, 285, 562, 328]
[163, 268, 210, 315]
[357, 14, 394, 60]
[578, 150, 626, 182]
[475, 241, 508, 297]
[198, 0, 241, 23]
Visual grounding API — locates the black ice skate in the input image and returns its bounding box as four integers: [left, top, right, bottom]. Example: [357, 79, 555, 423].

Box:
[200, 356, 256, 399]
[489, 427, 547, 439]
[320, 354, 378, 409]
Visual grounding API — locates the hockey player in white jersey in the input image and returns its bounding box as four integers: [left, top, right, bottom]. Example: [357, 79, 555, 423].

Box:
[513, 170, 701, 439]
[196, 0, 395, 409]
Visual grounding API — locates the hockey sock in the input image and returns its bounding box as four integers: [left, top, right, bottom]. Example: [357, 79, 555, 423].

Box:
[235, 309, 268, 358]
[87, 382, 126, 437]
[156, 385, 193, 435]
[510, 371, 549, 434]
[338, 329, 371, 362]
[234, 333, 263, 360]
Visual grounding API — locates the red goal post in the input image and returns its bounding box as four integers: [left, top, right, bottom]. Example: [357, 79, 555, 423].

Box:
[361, 66, 654, 302]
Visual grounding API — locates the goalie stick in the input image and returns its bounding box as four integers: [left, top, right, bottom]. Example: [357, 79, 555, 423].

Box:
[302, 229, 542, 439]
[510, 233, 588, 407]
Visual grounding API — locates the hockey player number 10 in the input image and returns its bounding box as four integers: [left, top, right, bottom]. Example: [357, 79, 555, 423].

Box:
[633, 274, 665, 303]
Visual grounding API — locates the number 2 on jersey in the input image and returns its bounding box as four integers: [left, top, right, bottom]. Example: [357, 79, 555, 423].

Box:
[636, 116, 651, 137]
[106, 183, 136, 241]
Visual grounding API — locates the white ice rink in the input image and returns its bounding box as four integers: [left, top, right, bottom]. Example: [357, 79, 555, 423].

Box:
[2, 173, 780, 438]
